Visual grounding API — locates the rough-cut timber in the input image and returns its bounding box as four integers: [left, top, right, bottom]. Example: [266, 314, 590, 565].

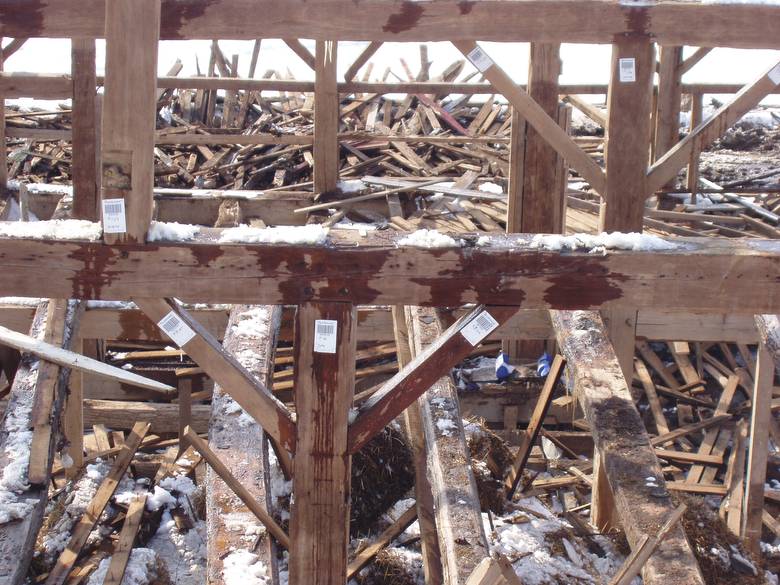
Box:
[1, 1, 780, 48]
[0, 300, 79, 585]
[206, 305, 283, 583]
[0, 231, 776, 312]
[349, 305, 520, 452]
[409, 307, 490, 584]
[289, 302, 356, 585]
[550, 310, 705, 585]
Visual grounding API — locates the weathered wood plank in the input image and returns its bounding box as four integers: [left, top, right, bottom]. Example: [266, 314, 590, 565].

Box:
[314, 40, 339, 193]
[289, 302, 356, 585]
[3, 1, 780, 48]
[204, 304, 285, 584]
[550, 310, 705, 585]
[71, 38, 99, 221]
[0, 301, 79, 585]
[0, 232, 776, 312]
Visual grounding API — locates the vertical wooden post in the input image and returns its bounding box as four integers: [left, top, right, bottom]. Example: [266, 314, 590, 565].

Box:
[177, 377, 192, 453]
[600, 35, 655, 233]
[742, 341, 773, 553]
[392, 306, 444, 585]
[71, 39, 99, 221]
[314, 40, 339, 193]
[289, 302, 356, 585]
[63, 337, 86, 479]
[101, 0, 160, 243]
[686, 92, 703, 203]
[596, 35, 654, 532]
[505, 43, 561, 359]
[654, 46, 683, 161]
[0, 45, 7, 192]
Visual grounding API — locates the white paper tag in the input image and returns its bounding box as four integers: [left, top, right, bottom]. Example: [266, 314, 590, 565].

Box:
[467, 46, 494, 73]
[157, 311, 196, 347]
[618, 58, 636, 83]
[460, 310, 499, 346]
[769, 63, 780, 85]
[314, 319, 338, 354]
[102, 198, 127, 234]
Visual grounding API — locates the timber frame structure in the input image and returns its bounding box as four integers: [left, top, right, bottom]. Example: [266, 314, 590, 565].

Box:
[0, 1, 780, 585]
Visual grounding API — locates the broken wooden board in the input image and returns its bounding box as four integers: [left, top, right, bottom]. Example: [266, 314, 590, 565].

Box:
[550, 310, 705, 585]
[0, 300, 80, 585]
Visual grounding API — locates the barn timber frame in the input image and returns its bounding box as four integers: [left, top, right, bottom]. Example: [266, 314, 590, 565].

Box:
[1, 1, 780, 584]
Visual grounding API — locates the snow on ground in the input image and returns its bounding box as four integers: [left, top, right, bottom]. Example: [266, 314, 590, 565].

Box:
[530, 232, 679, 253]
[218, 224, 329, 245]
[397, 229, 462, 248]
[86, 548, 160, 585]
[147, 221, 201, 242]
[222, 550, 270, 585]
[0, 219, 102, 241]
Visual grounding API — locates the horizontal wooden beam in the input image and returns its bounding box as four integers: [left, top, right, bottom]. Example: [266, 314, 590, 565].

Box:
[0, 230, 776, 312]
[1, 1, 780, 48]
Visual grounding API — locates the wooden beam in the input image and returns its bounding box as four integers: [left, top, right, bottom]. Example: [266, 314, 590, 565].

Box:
[289, 302, 356, 585]
[647, 61, 780, 195]
[679, 48, 713, 76]
[204, 304, 287, 583]
[392, 305, 444, 585]
[284, 39, 316, 69]
[347, 503, 417, 579]
[100, 0, 160, 243]
[349, 305, 519, 452]
[654, 46, 683, 164]
[550, 310, 705, 585]
[0, 323, 174, 394]
[409, 307, 490, 584]
[102, 495, 147, 585]
[452, 40, 607, 196]
[83, 399, 210, 434]
[45, 421, 150, 585]
[0, 301, 79, 585]
[3, 1, 780, 48]
[133, 298, 296, 452]
[71, 38, 99, 221]
[344, 41, 383, 81]
[742, 316, 776, 553]
[314, 40, 339, 193]
[600, 35, 655, 232]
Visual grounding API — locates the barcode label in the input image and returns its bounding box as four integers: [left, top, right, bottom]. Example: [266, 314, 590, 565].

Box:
[102, 198, 127, 234]
[314, 319, 338, 354]
[467, 46, 494, 73]
[157, 311, 196, 347]
[769, 64, 780, 85]
[460, 310, 499, 346]
[618, 58, 636, 83]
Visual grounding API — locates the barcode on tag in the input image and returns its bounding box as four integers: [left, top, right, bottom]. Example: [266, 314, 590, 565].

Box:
[157, 311, 196, 347]
[102, 198, 127, 234]
[769, 64, 780, 85]
[314, 319, 338, 354]
[618, 58, 636, 83]
[467, 46, 494, 73]
[460, 310, 499, 346]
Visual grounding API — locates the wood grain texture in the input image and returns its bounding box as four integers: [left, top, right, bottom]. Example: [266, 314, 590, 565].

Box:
[551, 310, 704, 585]
[314, 40, 340, 193]
[71, 38, 99, 221]
[289, 302, 356, 585]
[100, 0, 160, 243]
[0, 232, 776, 312]
[2, 1, 780, 48]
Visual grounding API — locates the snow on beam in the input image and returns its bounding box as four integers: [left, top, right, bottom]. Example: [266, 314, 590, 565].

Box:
[1, 0, 780, 48]
[206, 305, 284, 585]
[550, 310, 705, 585]
[0, 300, 80, 585]
[407, 306, 490, 584]
[0, 229, 776, 312]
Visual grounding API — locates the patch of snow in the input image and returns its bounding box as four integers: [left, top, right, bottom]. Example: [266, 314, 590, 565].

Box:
[478, 182, 504, 195]
[397, 229, 462, 248]
[148, 512, 206, 585]
[435, 418, 457, 436]
[219, 224, 329, 245]
[87, 548, 159, 585]
[0, 219, 102, 241]
[530, 231, 678, 254]
[222, 550, 270, 585]
[0, 296, 44, 306]
[336, 180, 366, 194]
[147, 221, 200, 242]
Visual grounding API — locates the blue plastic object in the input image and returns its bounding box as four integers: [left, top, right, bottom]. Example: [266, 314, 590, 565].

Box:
[537, 352, 552, 377]
[495, 352, 515, 380]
